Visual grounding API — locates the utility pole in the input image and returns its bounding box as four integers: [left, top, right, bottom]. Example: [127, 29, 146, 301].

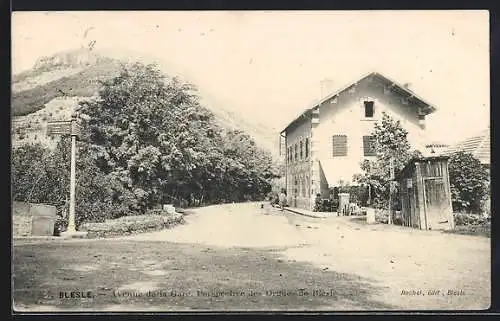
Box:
[388, 156, 394, 224]
[67, 114, 77, 233]
[47, 114, 86, 238]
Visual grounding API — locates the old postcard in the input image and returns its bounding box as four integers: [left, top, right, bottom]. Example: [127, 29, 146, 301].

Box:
[11, 10, 491, 312]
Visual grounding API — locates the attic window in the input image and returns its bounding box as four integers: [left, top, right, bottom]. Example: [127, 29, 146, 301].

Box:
[364, 101, 374, 118]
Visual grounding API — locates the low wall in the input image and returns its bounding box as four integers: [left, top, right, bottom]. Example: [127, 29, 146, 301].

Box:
[13, 216, 33, 237]
[12, 201, 57, 238]
[81, 212, 185, 239]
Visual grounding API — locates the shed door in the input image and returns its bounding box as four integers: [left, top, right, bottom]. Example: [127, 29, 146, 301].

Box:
[423, 178, 452, 230]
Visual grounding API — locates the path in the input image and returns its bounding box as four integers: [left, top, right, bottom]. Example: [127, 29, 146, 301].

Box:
[13, 202, 491, 311]
[123, 202, 491, 310]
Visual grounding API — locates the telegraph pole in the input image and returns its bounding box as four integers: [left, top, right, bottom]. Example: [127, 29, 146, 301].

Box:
[388, 157, 394, 224]
[67, 114, 78, 233]
[47, 114, 85, 238]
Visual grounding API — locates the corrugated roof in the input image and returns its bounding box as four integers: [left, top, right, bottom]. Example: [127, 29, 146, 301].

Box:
[281, 71, 437, 134]
[443, 128, 490, 165]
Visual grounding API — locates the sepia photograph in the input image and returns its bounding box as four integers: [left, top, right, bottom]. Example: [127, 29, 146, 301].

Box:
[11, 10, 490, 312]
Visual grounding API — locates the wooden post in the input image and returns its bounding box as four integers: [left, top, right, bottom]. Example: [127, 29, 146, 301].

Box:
[388, 157, 394, 224]
[444, 159, 455, 229]
[67, 114, 78, 233]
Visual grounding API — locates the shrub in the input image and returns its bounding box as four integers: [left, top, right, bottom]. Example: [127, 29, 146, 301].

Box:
[453, 213, 490, 226]
[448, 151, 489, 213]
[375, 209, 389, 224]
[80, 213, 184, 238]
[11, 140, 139, 227]
[446, 223, 491, 238]
[480, 195, 491, 217]
[145, 208, 170, 216]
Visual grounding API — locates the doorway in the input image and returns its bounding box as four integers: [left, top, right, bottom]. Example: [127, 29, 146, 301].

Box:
[423, 178, 451, 230]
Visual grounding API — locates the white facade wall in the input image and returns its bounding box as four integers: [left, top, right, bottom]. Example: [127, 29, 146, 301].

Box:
[314, 80, 426, 186]
[284, 77, 431, 210]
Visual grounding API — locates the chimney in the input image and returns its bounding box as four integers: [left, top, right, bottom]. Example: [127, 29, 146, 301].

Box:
[403, 82, 412, 90]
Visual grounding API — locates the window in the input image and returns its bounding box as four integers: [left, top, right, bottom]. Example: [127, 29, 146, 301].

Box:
[332, 135, 347, 157]
[363, 135, 376, 156]
[294, 143, 298, 162]
[305, 138, 309, 158]
[364, 101, 374, 118]
[299, 140, 303, 160]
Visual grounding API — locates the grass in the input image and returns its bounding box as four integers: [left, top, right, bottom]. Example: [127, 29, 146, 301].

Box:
[13, 240, 392, 311]
[444, 223, 491, 238]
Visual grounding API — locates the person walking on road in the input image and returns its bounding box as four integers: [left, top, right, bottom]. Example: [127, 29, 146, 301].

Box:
[278, 189, 286, 211]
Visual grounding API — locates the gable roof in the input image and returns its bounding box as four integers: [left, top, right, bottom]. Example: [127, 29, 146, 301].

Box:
[281, 71, 437, 134]
[443, 128, 490, 165]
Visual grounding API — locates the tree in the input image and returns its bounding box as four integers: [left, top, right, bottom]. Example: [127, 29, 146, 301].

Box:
[11, 143, 61, 204]
[12, 62, 278, 227]
[448, 151, 489, 213]
[77, 62, 277, 210]
[353, 112, 421, 209]
[11, 139, 134, 228]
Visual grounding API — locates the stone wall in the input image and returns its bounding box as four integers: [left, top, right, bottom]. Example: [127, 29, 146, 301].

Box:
[13, 215, 33, 238]
[12, 201, 57, 238]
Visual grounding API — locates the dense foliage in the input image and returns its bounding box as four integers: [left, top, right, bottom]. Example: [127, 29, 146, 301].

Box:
[12, 62, 278, 226]
[448, 151, 489, 214]
[353, 112, 421, 209]
[12, 140, 134, 227]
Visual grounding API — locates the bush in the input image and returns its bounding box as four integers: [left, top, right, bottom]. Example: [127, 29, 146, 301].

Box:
[375, 209, 389, 224]
[480, 195, 491, 217]
[11, 141, 139, 227]
[448, 151, 489, 213]
[145, 208, 173, 216]
[446, 223, 491, 238]
[81, 213, 184, 238]
[453, 213, 490, 226]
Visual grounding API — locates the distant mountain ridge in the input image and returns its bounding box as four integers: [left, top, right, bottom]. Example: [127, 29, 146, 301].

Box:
[11, 48, 279, 157]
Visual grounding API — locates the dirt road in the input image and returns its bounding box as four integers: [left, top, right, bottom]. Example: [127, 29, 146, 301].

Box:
[124, 202, 490, 310]
[13, 202, 490, 311]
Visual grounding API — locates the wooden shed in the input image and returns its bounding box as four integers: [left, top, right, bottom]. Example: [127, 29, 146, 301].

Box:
[395, 156, 454, 231]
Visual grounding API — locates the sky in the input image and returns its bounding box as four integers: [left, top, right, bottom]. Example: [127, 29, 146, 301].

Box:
[12, 11, 490, 145]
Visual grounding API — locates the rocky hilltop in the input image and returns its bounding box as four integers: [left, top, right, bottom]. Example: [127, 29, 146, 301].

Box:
[33, 47, 102, 70]
[11, 48, 280, 157]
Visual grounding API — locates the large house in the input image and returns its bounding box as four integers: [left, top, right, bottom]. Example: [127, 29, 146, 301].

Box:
[279, 72, 437, 210]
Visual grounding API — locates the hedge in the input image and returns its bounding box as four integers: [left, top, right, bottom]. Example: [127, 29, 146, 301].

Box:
[453, 213, 490, 226]
[446, 223, 491, 238]
[80, 212, 184, 238]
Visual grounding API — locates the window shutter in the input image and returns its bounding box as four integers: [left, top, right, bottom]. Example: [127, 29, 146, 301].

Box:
[364, 101, 374, 118]
[332, 135, 347, 157]
[363, 135, 376, 156]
